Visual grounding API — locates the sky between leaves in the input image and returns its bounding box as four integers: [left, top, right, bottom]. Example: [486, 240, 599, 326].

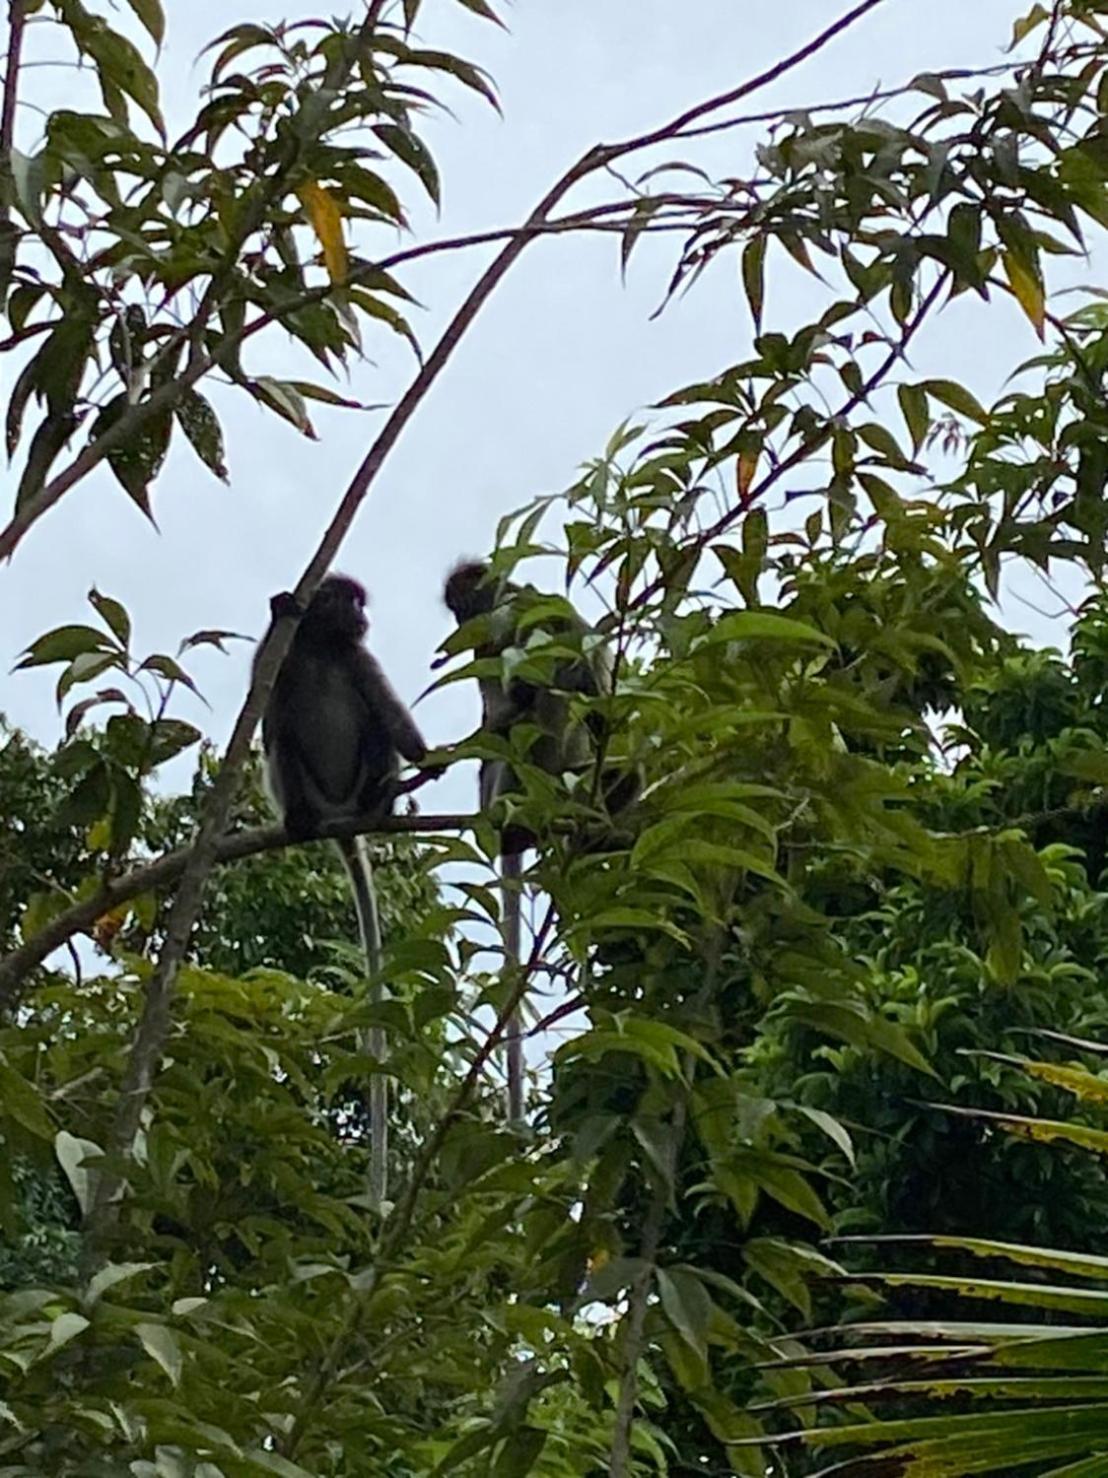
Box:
[0, 0, 1078, 829]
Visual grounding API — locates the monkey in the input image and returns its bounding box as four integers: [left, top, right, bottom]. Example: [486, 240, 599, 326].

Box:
[442, 559, 639, 858]
[442, 559, 640, 1124]
[257, 573, 431, 1209]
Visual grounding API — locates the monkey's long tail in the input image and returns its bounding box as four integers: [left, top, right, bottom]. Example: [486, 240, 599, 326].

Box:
[338, 836, 387, 1212]
[502, 850, 525, 1126]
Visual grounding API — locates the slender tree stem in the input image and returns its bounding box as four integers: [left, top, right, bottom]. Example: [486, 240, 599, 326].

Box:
[608, 1093, 690, 1478]
[502, 849, 524, 1125]
[0, 0, 26, 225]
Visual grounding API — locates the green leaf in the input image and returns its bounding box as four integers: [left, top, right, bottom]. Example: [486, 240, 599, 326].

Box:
[14, 411, 79, 510]
[9, 148, 45, 225]
[455, 0, 507, 25]
[657, 1266, 713, 1359]
[124, 0, 164, 44]
[175, 391, 228, 482]
[46, 1311, 89, 1355]
[91, 395, 172, 519]
[87, 1261, 155, 1305]
[251, 377, 318, 439]
[55, 1131, 102, 1215]
[897, 383, 930, 453]
[62, 3, 165, 135]
[742, 237, 766, 330]
[921, 377, 989, 424]
[0, 1059, 52, 1139]
[16, 625, 114, 668]
[787, 1000, 936, 1077]
[88, 589, 132, 648]
[699, 611, 836, 649]
[491, 1428, 547, 1477]
[135, 1322, 183, 1386]
[1011, 3, 1050, 47]
[373, 123, 441, 205]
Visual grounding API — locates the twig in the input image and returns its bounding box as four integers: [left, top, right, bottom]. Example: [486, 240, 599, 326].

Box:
[673, 60, 1032, 141]
[502, 850, 524, 1124]
[0, 0, 26, 225]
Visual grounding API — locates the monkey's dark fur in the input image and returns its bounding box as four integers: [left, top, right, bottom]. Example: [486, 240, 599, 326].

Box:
[257, 573, 428, 1208]
[443, 559, 638, 857]
[259, 574, 428, 842]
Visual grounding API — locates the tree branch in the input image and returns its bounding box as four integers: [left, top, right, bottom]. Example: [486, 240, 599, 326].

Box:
[0, 198, 702, 562]
[673, 60, 1034, 142]
[0, 0, 27, 226]
[0, 808, 476, 1009]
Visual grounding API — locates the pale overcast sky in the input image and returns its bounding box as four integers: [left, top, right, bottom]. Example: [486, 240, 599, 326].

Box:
[0, 0, 1074, 834]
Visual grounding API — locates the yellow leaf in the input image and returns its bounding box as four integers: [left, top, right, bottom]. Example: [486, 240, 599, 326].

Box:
[1003, 249, 1045, 339]
[586, 1247, 610, 1275]
[296, 181, 347, 285]
[1021, 1058, 1108, 1105]
[737, 448, 759, 498]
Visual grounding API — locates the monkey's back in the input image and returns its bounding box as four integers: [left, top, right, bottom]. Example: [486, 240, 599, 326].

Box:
[266, 644, 398, 821]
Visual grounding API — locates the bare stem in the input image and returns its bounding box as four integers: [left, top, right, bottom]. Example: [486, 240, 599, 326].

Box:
[1, 0, 27, 225]
[502, 850, 524, 1125]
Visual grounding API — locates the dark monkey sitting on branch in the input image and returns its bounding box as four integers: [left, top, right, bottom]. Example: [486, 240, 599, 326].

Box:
[442, 559, 639, 858]
[256, 573, 434, 1208]
[442, 558, 641, 1126]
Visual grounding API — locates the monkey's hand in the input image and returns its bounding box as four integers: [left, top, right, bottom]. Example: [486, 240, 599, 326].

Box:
[269, 591, 304, 621]
[397, 761, 447, 796]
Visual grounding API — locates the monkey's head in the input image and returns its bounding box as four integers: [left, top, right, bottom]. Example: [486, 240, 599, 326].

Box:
[443, 560, 498, 624]
[303, 574, 369, 643]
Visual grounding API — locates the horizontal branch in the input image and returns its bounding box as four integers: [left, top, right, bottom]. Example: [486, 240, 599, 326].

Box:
[0, 809, 477, 1009]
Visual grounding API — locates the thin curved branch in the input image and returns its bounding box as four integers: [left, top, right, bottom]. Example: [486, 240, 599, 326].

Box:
[673, 60, 1034, 142]
[0, 0, 26, 226]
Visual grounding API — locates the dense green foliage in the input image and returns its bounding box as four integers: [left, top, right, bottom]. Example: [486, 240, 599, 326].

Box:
[9, 1, 1108, 1475]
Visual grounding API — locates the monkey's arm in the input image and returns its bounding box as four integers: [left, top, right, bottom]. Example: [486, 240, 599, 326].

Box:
[351, 650, 429, 765]
[263, 718, 319, 842]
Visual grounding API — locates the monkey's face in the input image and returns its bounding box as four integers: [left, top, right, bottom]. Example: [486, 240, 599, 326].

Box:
[306, 574, 369, 642]
[444, 561, 496, 623]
